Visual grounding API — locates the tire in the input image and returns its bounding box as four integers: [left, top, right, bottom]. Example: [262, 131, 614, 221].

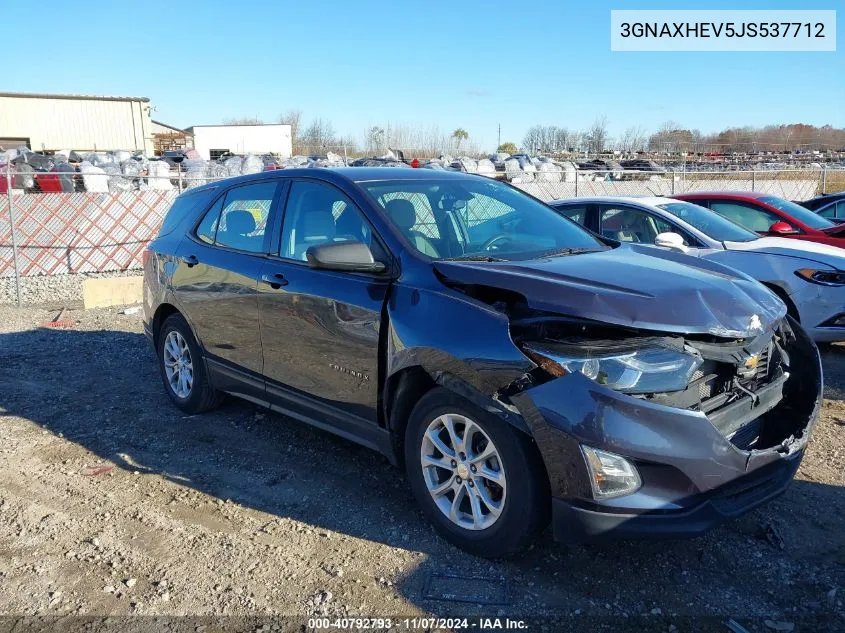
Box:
[157, 313, 221, 413]
[404, 387, 550, 557]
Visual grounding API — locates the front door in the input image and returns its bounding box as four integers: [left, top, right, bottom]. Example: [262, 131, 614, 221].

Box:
[597, 203, 701, 252]
[257, 178, 391, 429]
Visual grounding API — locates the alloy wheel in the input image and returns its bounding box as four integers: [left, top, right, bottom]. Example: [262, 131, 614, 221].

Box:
[420, 413, 507, 530]
[163, 330, 193, 398]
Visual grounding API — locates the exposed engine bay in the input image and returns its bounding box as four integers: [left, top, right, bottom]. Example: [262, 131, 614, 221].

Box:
[503, 309, 820, 455]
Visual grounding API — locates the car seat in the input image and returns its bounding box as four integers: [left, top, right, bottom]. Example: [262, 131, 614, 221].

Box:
[384, 199, 439, 257]
[218, 210, 257, 250]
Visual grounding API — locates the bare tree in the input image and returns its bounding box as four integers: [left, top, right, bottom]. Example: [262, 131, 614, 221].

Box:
[366, 126, 385, 153]
[522, 125, 543, 153]
[279, 109, 302, 145]
[618, 126, 647, 153]
[300, 118, 337, 149]
[584, 116, 609, 153]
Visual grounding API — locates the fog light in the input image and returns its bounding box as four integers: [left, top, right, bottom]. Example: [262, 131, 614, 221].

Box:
[581, 446, 642, 499]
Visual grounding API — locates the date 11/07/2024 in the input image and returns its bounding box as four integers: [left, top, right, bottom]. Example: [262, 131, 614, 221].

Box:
[307, 617, 528, 630]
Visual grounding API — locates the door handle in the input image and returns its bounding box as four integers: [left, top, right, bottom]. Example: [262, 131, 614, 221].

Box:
[181, 254, 199, 267]
[260, 273, 289, 289]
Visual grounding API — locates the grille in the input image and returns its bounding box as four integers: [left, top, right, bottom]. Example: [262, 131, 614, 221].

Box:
[756, 344, 771, 381]
[729, 418, 762, 450]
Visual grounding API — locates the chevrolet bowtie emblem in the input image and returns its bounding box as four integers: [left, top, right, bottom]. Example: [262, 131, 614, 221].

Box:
[744, 354, 760, 370]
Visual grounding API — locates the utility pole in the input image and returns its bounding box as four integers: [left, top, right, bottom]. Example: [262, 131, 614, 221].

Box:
[497, 124, 501, 150]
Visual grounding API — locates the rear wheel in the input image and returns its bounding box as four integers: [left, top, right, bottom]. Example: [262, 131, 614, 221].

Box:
[404, 387, 549, 557]
[157, 313, 221, 413]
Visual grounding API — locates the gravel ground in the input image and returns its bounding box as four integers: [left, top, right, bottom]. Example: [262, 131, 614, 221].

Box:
[0, 270, 143, 306]
[0, 305, 843, 632]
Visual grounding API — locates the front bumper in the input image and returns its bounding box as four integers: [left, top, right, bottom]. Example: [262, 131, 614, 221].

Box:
[511, 318, 822, 544]
[790, 280, 845, 342]
[551, 449, 802, 543]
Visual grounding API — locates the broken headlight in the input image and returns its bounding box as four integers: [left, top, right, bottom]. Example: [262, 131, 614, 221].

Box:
[522, 344, 702, 394]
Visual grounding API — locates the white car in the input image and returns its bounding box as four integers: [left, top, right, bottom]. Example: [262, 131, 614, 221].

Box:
[549, 196, 845, 343]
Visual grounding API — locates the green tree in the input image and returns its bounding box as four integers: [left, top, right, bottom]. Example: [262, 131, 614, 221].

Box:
[452, 128, 469, 149]
[497, 142, 518, 154]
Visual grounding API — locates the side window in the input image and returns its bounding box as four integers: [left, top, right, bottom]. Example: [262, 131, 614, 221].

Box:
[838, 202, 845, 219]
[556, 204, 587, 225]
[280, 180, 373, 261]
[460, 192, 518, 244]
[709, 201, 781, 233]
[214, 182, 277, 252]
[818, 203, 837, 219]
[599, 206, 691, 245]
[159, 188, 218, 237]
[196, 197, 223, 244]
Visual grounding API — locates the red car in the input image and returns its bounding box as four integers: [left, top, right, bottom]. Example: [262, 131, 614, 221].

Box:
[673, 191, 845, 248]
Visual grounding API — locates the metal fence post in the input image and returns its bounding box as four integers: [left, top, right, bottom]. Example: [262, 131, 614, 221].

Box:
[574, 170, 579, 197]
[6, 164, 22, 306]
[670, 171, 675, 195]
[822, 166, 827, 194]
[751, 170, 756, 192]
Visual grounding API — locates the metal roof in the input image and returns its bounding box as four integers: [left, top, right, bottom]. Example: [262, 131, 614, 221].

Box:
[152, 120, 191, 135]
[0, 91, 150, 103]
[185, 123, 290, 131]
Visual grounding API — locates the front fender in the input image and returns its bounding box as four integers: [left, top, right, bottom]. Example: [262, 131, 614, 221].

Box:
[385, 283, 534, 432]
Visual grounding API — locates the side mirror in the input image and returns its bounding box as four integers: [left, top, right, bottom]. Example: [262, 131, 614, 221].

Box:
[305, 241, 386, 273]
[769, 221, 797, 235]
[655, 232, 688, 253]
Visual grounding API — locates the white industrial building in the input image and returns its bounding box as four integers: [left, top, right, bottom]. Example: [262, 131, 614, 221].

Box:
[0, 92, 153, 154]
[185, 124, 292, 160]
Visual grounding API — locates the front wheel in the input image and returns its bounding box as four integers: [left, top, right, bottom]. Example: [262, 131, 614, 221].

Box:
[404, 387, 550, 557]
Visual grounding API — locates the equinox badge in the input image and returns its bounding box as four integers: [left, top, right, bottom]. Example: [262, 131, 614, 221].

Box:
[329, 363, 369, 381]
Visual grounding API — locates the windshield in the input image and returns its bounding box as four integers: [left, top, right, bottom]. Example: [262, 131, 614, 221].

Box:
[362, 178, 606, 260]
[758, 195, 835, 230]
[657, 202, 759, 243]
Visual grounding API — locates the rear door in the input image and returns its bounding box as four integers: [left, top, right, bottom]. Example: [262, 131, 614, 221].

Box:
[171, 180, 284, 388]
[257, 178, 392, 438]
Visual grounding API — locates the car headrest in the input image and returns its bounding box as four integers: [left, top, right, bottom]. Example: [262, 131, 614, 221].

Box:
[384, 199, 416, 231]
[225, 210, 256, 235]
[302, 209, 336, 239]
[297, 189, 332, 214]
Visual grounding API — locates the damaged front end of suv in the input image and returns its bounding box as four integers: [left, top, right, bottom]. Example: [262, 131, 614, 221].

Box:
[424, 250, 822, 544]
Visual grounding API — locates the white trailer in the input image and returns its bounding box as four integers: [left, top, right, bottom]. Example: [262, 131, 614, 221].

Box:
[186, 124, 292, 160]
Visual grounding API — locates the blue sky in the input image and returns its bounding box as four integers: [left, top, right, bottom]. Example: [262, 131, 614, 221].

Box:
[4, 0, 843, 150]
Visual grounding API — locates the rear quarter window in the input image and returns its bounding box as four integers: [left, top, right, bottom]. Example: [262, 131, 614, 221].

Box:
[158, 188, 219, 237]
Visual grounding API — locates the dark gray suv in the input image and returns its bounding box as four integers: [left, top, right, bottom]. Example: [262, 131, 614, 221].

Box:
[143, 168, 821, 557]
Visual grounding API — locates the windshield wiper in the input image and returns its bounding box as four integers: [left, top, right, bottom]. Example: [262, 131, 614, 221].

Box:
[442, 254, 506, 262]
[537, 247, 601, 259]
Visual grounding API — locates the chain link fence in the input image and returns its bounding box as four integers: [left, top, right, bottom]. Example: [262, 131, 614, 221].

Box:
[0, 163, 837, 304]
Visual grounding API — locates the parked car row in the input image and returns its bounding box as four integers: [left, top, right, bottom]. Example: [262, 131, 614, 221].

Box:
[799, 191, 845, 224]
[143, 168, 823, 557]
[552, 194, 845, 342]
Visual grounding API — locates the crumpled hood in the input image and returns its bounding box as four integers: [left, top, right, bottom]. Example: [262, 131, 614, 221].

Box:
[724, 237, 845, 269]
[434, 245, 786, 338]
